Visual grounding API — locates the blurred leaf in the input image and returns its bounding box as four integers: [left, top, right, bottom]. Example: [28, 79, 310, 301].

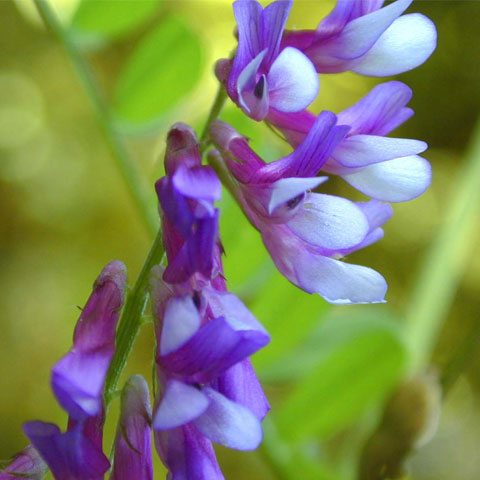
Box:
[261, 416, 342, 480]
[70, 0, 161, 41]
[113, 18, 203, 128]
[276, 309, 407, 441]
[405, 118, 480, 369]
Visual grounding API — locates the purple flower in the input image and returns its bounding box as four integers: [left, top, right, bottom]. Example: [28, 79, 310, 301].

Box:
[111, 375, 153, 480]
[210, 118, 389, 304]
[149, 261, 269, 478]
[267, 81, 432, 202]
[156, 124, 222, 285]
[150, 269, 269, 446]
[218, 0, 319, 121]
[51, 260, 127, 420]
[0, 445, 47, 480]
[282, 0, 437, 76]
[22, 261, 126, 479]
[23, 418, 110, 480]
[155, 424, 224, 480]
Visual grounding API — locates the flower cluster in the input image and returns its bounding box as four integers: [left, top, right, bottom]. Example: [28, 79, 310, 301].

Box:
[152, 124, 270, 478]
[212, 0, 436, 304]
[2, 1, 436, 479]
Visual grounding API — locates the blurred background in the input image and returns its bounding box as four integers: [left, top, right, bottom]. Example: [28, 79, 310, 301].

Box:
[1, 1, 479, 479]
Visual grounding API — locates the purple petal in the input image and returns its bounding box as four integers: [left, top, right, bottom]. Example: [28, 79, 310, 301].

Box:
[266, 108, 314, 147]
[337, 200, 393, 254]
[315, 0, 386, 41]
[111, 375, 153, 480]
[350, 14, 437, 76]
[342, 155, 432, 202]
[357, 200, 393, 231]
[194, 388, 263, 451]
[332, 135, 427, 167]
[51, 261, 126, 420]
[213, 359, 270, 421]
[173, 165, 221, 203]
[23, 421, 110, 480]
[262, 0, 293, 67]
[202, 289, 268, 335]
[320, 0, 412, 60]
[0, 445, 46, 480]
[237, 51, 270, 120]
[294, 253, 388, 304]
[160, 315, 269, 382]
[337, 81, 413, 136]
[164, 123, 202, 175]
[256, 111, 349, 181]
[163, 212, 218, 284]
[157, 176, 194, 238]
[153, 380, 209, 431]
[160, 296, 201, 356]
[267, 176, 328, 215]
[261, 225, 387, 304]
[287, 193, 369, 250]
[52, 349, 112, 420]
[154, 424, 224, 480]
[267, 47, 319, 113]
[232, 0, 263, 67]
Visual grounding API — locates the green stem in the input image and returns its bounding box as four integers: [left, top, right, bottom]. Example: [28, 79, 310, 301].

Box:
[33, 0, 157, 236]
[200, 85, 227, 154]
[105, 229, 164, 406]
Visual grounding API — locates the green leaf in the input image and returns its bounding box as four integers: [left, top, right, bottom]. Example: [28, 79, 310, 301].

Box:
[70, 0, 161, 41]
[113, 18, 203, 128]
[276, 309, 407, 441]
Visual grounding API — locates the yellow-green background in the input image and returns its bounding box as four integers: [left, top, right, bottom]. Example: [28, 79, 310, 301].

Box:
[1, 1, 479, 479]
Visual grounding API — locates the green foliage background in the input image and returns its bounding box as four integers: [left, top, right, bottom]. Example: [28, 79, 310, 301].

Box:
[1, 1, 479, 479]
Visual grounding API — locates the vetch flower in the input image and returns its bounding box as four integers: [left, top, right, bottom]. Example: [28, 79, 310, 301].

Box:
[23, 418, 110, 480]
[156, 123, 222, 285]
[210, 118, 389, 304]
[22, 261, 126, 480]
[110, 375, 153, 480]
[282, 0, 437, 76]
[267, 81, 432, 202]
[51, 260, 127, 421]
[150, 262, 270, 478]
[218, 0, 319, 121]
[0, 445, 47, 480]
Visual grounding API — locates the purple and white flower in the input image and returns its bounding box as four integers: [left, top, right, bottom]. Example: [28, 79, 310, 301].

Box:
[281, 0, 437, 76]
[210, 117, 390, 304]
[267, 81, 432, 202]
[156, 123, 222, 285]
[217, 0, 319, 121]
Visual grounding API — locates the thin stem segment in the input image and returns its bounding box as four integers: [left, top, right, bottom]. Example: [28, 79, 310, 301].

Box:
[200, 85, 228, 154]
[105, 229, 164, 406]
[33, 0, 157, 236]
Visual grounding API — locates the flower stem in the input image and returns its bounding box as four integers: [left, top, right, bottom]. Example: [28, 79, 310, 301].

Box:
[33, 0, 157, 236]
[200, 85, 227, 154]
[104, 229, 164, 407]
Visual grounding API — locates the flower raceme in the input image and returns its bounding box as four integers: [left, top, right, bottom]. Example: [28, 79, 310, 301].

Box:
[210, 117, 391, 304]
[2, 0, 438, 479]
